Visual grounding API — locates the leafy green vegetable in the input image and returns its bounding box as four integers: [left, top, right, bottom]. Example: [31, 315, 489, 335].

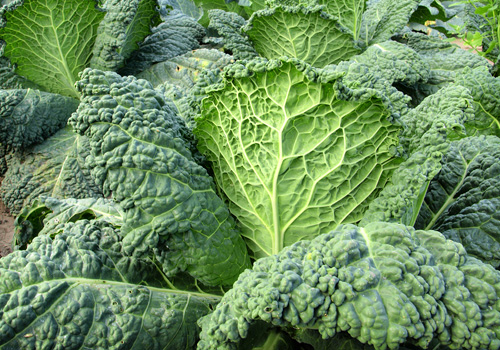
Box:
[90, 0, 161, 72]
[0, 220, 219, 349]
[243, 5, 360, 67]
[1, 127, 102, 215]
[0, 0, 105, 98]
[0, 90, 78, 155]
[13, 196, 123, 249]
[416, 136, 500, 267]
[70, 68, 250, 285]
[196, 59, 401, 258]
[198, 222, 500, 350]
[207, 9, 258, 60]
[454, 66, 500, 136]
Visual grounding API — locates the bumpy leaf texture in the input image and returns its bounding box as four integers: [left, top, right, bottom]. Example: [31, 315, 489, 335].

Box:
[0, 0, 104, 98]
[195, 59, 401, 258]
[243, 5, 360, 67]
[1, 127, 102, 215]
[198, 222, 500, 350]
[393, 32, 490, 103]
[90, 0, 160, 72]
[454, 67, 500, 137]
[359, 0, 420, 46]
[70, 68, 250, 286]
[207, 9, 258, 61]
[13, 196, 124, 249]
[0, 90, 79, 153]
[361, 85, 473, 227]
[0, 220, 218, 350]
[120, 12, 205, 75]
[415, 136, 500, 268]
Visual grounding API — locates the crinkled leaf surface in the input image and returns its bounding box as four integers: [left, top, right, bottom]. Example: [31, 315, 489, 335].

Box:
[415, 136, 500, 267]
[70, 68, 250, 286]
[454, 67, 500, 137]
[393, 32, 490, 102]
[208, 9, 258, 61]
[198, 222, 500, 350]
[0, 0, 104, 98]
[195, 60, 401, 258]
[359, 0, 420, 46]
[13, 196, 124, 249]
[0, 220, 218, 350]
[243, 6, 360, 67]
[0, 89, 78, 153]
[121, 12, 205, 75]
[1, 127, 102, 215]
[137, 48, 233, 88]
[90, 0, 160, 72]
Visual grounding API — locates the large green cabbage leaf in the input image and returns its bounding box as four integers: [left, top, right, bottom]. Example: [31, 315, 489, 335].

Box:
[70, 68, 250, 286]
[198, 222, 500, 350]
[242, 5, 360, 67]
[0, 0, 104, 98]
[415, 136, 500, 267]
[0, 220, 220, 350]
[195, 59, 401, 258]
[1, 127, 102, 215]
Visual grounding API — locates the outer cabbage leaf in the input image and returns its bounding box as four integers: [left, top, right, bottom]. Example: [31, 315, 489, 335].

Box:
[359, 0, 420, 46]
[195, 59, 401, 258]
[0, 89, 78, 153]
[0, 220, 219, 350]
[316, 0, 366, 40]
[393, 32, 490, 102]
[454, 67, 500, 137]
[207, 9, 258, 60]
[0, 55, 39, 90]
[350, 41, 430, 87]
[243, 5, 360, 67]
[415, 136, 500, 267]
[361, 85, 473, 226]
[90, 0, 160, 72]
[198, 222, 500, 350]
[1, 127, 102, 215]
[332, 61, 411, 119]
[121, 12, 205, 75]
[137, 48, 233, 88]
[70, 68, 250, 286]
[13, 196, 124, 249]
[157, 0, 203, 21]
[0, 0, 104, 98]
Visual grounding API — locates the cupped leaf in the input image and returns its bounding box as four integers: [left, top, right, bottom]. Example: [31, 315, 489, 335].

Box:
[70, 68, 251, 286]
[317, 0, 366, 40]
[198, 222, 500, 350]
[0, 220, 219, 350]
[195, 59, 401, 258]
[1, 127, 102, 215]
[243, 5, 360, 67]
[13, 196, 124, 249]
[90, 0, 161, 72]
[415, 135, 500, 267]
[0, 0, 105, 98]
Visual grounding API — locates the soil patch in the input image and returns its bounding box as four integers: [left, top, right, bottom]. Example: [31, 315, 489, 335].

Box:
[0, 195, 14, 258]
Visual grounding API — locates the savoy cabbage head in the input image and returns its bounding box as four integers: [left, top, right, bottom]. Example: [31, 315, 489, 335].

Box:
[0, 0, 500, 349]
